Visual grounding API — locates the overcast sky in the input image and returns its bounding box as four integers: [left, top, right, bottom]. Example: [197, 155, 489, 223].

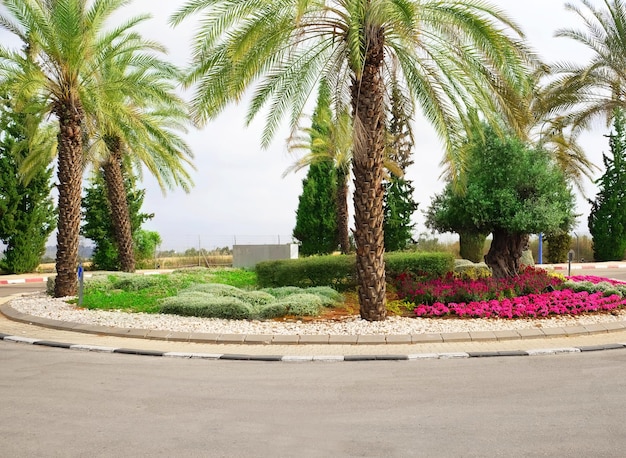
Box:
[1, 1, 610, 251]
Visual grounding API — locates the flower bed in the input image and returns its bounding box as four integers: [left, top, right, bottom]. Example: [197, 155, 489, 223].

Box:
[414, 290, 626, 319]
[393, 267, 626, 319]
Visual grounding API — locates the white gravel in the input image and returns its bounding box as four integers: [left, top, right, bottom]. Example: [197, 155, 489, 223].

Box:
[8, 292, 626, 335]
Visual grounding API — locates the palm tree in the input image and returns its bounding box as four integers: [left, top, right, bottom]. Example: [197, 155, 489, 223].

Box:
[86, 39, 194, 272]
[0, 0, 145, 296]
[172, 0, 534, 321]
[544, 0, 626, 139]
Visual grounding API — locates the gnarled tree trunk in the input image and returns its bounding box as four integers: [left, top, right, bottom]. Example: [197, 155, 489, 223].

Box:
[102, 139, 136, 272]
[484, 229, 526, 278]
[54, 99, 84, 297]
[351, 25, 387, 321]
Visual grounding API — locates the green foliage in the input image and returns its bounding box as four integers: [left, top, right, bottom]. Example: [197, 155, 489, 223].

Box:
[383, 178, 418, 252]
[82, 170, 154, 270]
[453, 262, 492, 280]
[159, 294, 252, 320]
[589, 109, 626, 261]
[0, 94, 56, 274]
[274, 293, 324, 317]
[427, 124, 576, 276]
[545, 232, 573, 264]
[428, 125, 576, 236]
[256, 252, 454, 289]
[458, 231, 488, 263]
[385, 252, 455, 279]
[134, 230, 161, 265]
[292, 81, 339, 256]
[256, 255, 356, 290]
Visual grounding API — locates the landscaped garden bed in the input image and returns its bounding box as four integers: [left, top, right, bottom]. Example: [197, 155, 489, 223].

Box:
[51, 265, 626, 323]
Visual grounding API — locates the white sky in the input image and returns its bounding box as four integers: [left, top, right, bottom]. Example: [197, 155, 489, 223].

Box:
[0, 1, 611, 251]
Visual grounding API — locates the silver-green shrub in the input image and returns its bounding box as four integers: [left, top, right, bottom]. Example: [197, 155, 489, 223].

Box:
[159, 293, 252, 319]
[304, 286, 343, 303]
[258, 303, 289, 320]
[261, 286, 304, 298]
[275, 293, 324, 317]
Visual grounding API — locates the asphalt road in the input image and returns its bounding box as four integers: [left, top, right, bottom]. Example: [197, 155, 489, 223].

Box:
[1, 266, 626, 457]
[1, 343, 626, 457]
[0, 283, 45, 296]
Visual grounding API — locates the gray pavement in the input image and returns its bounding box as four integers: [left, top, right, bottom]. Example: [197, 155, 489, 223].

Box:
[2, 342, 626, 457]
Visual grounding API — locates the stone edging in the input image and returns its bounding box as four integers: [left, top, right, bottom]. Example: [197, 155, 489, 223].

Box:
[3, 301, 626, 346]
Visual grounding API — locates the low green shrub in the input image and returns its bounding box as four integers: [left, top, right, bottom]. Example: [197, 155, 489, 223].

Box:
[453, 262, 492, 280]
[111, 274, 167, 291]
[258, 303, 289, 320]
[385, 252, 455, 279]
[256, 252, 455, 289]
[261, 286, 305, 298]
[303, 286, 343, 302]
[157, 283, 343, 320]
[275, 293, 324, 317]
[159, 294, 252, 320]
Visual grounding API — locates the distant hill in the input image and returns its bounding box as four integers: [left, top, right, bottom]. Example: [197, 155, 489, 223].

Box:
[43, 245, 94, 261]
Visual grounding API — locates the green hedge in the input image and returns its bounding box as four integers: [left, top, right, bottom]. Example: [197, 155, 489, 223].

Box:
[256, 252, 454, 289]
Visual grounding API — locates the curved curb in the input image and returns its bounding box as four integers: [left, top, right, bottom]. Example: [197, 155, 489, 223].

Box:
[2, 332, 625, 361]
[3, 301, 626, 346]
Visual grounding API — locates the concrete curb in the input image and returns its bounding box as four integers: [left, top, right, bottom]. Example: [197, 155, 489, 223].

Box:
[2, 333, 625, 361]
[3, 301, 626, 346]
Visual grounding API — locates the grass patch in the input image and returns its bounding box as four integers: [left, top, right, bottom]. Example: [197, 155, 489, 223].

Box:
[73, 267, 256, 313]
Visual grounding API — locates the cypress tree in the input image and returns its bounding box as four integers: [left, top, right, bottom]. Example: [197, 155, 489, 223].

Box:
[588, 109, 626, 261]
[293, 161, 338, 255]
[292, 81, 338, 255]
[0, 95, 56, 274]
[82, 168, 154, 270]
[383, 78, 418, 251]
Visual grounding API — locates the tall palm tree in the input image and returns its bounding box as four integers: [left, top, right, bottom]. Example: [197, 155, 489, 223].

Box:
[172, 0, 534, 321]
[544, 0, 626, 138]
[0, 0, 144, 296]
[86, 39, 194, 272]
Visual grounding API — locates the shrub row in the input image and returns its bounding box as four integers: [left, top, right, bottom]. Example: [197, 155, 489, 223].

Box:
[255, 252, 455, 290]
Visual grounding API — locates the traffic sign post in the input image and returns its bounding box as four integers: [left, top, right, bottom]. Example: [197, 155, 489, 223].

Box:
[77, 263, 84, 306]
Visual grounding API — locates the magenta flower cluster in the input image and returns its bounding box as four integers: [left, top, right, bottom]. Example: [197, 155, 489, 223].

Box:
[392, 268, 626, 319]
[413, 290, 626, 319]
[393, 267, 561, 306]
[567, 275, 626, 285]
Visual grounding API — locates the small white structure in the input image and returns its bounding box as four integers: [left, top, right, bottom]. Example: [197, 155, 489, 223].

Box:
[232, 244, 298, 268]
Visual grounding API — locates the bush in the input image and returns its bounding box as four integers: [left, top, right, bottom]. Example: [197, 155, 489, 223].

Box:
[258, 303, 289, 320]
[111, 274, 166, 291]
[454, 262, 492, 280]
[303, 286, 344, 302]
[159, 294, 252, 320]
[157, 283, 343, 320]
[261, 286, 305, 298]
[275, 293, 324, 317]
[385, 251, 455, 279]
[256, 252, 454, 289]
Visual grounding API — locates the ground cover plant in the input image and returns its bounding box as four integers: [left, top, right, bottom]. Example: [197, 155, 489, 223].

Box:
[68, 267, 343, 319]
[65, 267, 257, 313]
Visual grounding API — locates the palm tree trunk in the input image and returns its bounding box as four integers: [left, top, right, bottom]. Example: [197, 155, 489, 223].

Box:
[53, 100, 84, 297]
[351, 26, 387, 321]
[102, 139, 136, 272]
[336, 171, 350, 254]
